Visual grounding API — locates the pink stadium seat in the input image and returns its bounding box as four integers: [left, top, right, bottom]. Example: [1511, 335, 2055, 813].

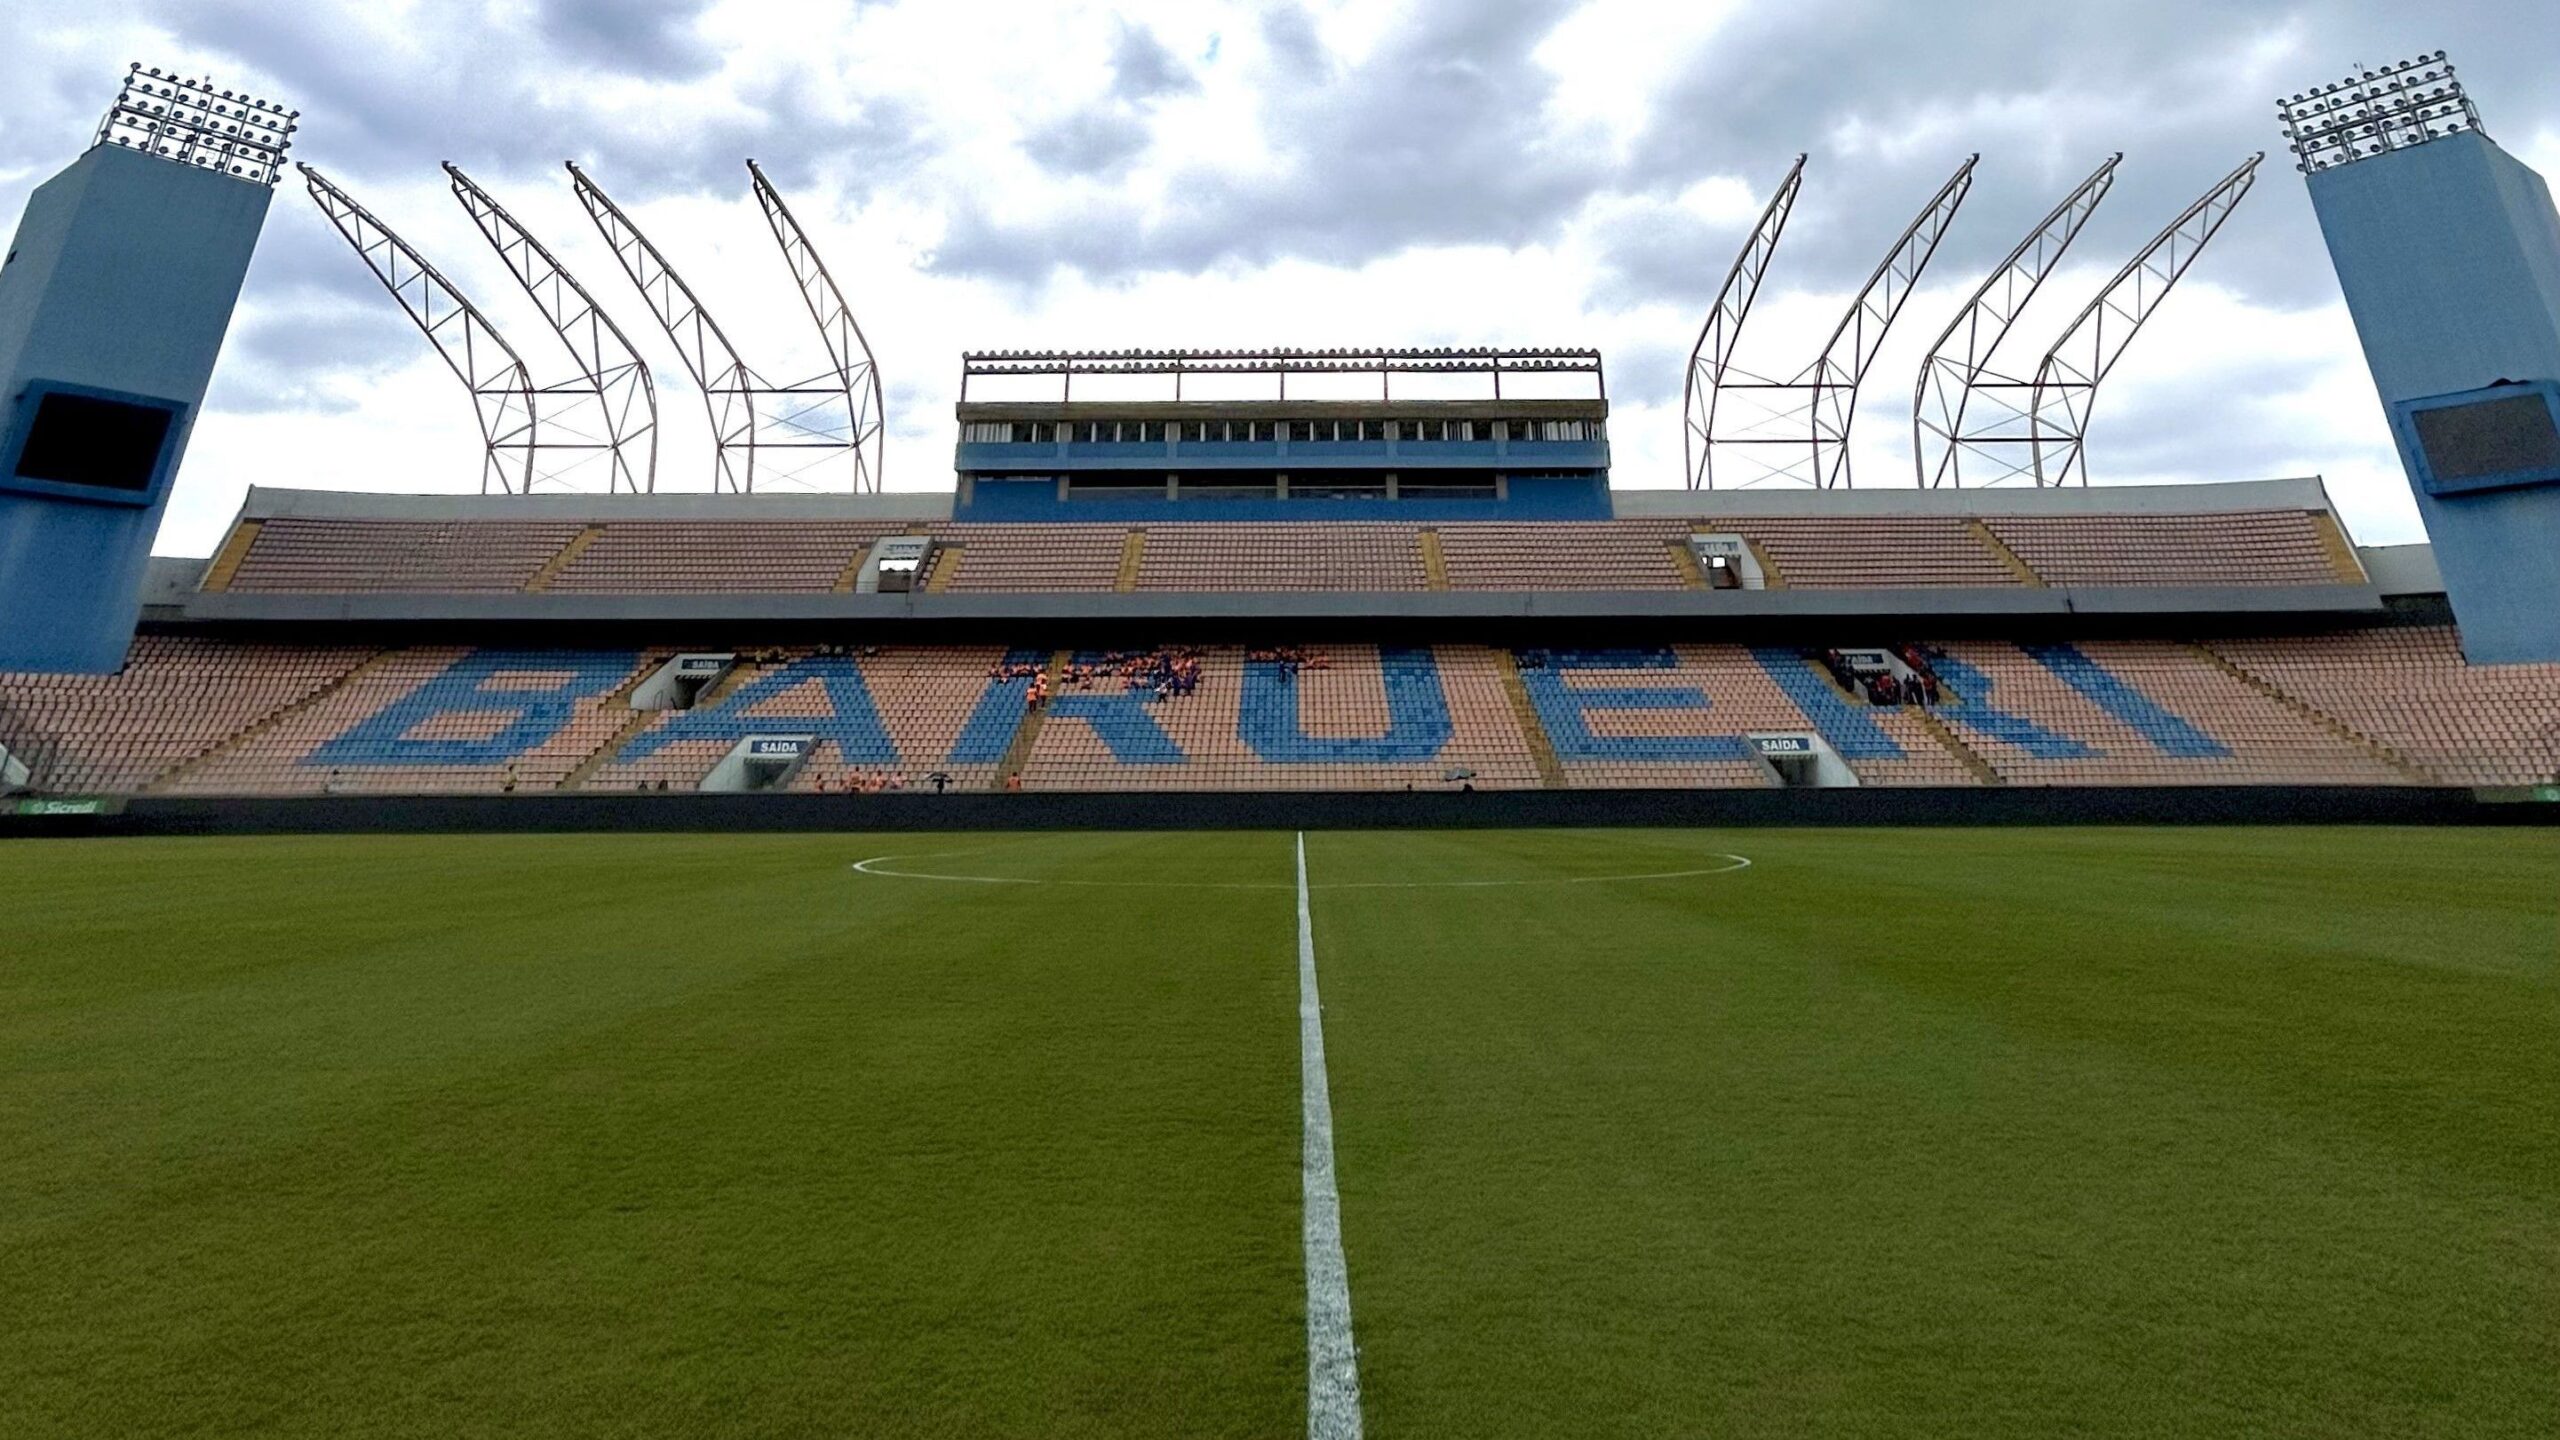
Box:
[0, 637, 372, 794]
[161, 647, 654, 795]
[1724, 517, 2016, 589]
[224, 517, 583, 593]
[1134, 524, 1427, 591]
[927, 524, 1127, 592]
[1932, 639, 2412, 785]
[1020, 646, 1544, 792]
[2210, 626, 2560, 785]
[1985, 511, 2348, 587]
[11, 628, 2557, 796]
[191, 511, 2376, 596]
[550, 522, 903, 593]
[1437, 522, 1689, 590]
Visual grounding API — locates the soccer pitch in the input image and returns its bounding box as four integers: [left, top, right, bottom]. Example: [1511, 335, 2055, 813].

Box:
[2, 826, 2553, 1437]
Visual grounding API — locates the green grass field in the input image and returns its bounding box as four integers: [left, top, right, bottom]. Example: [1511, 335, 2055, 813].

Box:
[1, 827, 2553, 1437]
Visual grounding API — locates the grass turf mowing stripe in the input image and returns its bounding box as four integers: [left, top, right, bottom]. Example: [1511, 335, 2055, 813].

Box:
[1298, 832, 1364, 1440]
[1310, 826, 2560, 1437]
[0, 833, 1307, 1438]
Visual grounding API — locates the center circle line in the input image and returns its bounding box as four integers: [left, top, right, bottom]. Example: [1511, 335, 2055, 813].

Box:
[848, 852, 1752, 889]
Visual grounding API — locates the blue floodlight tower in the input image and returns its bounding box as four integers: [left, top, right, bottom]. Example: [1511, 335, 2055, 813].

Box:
[0, 66, 291, 673]
[2286, 53, 2560, 662]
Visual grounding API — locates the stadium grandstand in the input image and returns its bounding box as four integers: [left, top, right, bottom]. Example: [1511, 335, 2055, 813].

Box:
[5, 463, 2556, 802]
[7, 352, 2560, 805]
[5, 85, 2555, 817]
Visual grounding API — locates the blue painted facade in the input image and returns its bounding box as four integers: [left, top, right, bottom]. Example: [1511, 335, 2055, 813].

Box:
[952, 413, 1614, 522]
[955, 472, 1613, 523]
[0, 144, 271, 673]
[2307, 132, 2560, 661]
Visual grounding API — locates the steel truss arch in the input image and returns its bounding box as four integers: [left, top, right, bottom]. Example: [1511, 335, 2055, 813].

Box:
[2026, 153, 2263, 485]
[1689, 156, 1977, 488]
[447, 164, 657, 493]
[1912, 154, 2120, 488]
[568, 161, 759, 492]
[749, 160, 886, 493]
[1683, 155, 1804, 491]
[571, 162, 873, 493]
[1802, 154, 1977, 488]
[300, 164, 537, 495]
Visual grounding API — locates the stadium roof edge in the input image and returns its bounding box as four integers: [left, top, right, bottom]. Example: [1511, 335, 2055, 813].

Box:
[172, 582, 2390, 633]
[1609, 476, 2341, 522]
[231, 485, 958, 524]
[2357, 542, 2442, 597]
[224, 476, 2348, 529]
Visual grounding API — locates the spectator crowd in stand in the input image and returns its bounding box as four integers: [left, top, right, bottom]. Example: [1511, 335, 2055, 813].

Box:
[1245, 645, 1329, 678]
[991, 646, 1256, 709]
[1815, 645, 1945, 707]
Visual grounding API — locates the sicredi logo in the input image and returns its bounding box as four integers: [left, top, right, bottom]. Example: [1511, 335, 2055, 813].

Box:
[14, 798, 108, 815]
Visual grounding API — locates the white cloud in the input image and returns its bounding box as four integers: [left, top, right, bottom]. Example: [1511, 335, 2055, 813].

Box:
[3, 0, 2549, 555]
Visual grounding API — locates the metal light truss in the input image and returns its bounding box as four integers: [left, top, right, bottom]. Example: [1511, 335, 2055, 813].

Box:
[1689, 156, 1976, 489]
[2278, 51, 2484, 174]
[2024, 154, 2263, 486]
[1683, 156, 1804, 491]
[958, 347, 1604, 402]
[299, 164, 537, 495]
[750, 160, 885, 492]
[1930, 155, 2263, 487]
[567, 163, 757, 492]
[1912, 154, 2121, 488]
[94, 63, 297, 185]
[570, 162, 877, 493]
[447, 164, 657, 493]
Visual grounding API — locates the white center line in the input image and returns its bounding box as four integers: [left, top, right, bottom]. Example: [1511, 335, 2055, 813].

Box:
[1297, 831, 1363, 1440]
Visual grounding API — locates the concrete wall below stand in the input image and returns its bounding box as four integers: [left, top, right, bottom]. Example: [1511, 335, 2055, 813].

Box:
[3, 786, 2550, 838]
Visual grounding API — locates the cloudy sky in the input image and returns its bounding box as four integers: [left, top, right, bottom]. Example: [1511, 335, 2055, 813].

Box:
[5, 0, 2557, 554]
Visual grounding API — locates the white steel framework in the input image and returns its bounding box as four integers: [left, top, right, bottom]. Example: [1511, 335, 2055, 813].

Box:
[447, 164, 657, 493]
[750, 160, 886, 492]
[300, 164, 538, 495]
[2028, 154, 2263, 486]
[1683, 156, 1804, 491]
[1943, 155, 2264, 487]
[1687, 156, 1977, 488]
[1912, 155, 2121, 488]
[569, 161, 881, 493]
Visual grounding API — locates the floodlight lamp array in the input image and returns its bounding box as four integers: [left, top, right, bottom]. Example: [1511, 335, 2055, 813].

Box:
[2277, 51, 2482, 173]
[93, 64, 298, 185]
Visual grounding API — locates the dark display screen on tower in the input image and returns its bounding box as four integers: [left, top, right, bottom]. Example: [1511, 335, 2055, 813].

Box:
[12, 391, 177, 493]
[2410, 391, 2560, 490]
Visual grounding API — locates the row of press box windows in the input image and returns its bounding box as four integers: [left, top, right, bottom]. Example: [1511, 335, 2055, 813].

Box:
[1057, 472, 1503, 501]
[962, 418, 1605, 445]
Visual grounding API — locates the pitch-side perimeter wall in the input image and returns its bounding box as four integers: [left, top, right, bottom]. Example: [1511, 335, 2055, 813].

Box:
[4, 786, 2554, 837]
